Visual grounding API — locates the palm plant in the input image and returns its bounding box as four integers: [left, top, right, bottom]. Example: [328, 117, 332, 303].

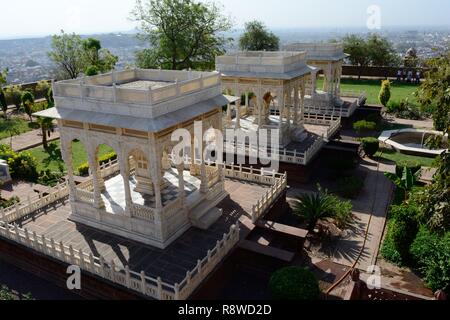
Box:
[293, 188, 335, 232]
[385, 167, 421, 201]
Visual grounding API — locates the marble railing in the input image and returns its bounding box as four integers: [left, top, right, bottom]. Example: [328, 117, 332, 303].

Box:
[251, 174, 288, 223]
[0, 219, 240, 300]
[177, 223, 240, 299]
[304, 114, 342, 140]
[0, 181, 69, 223]
[130, 203, 155, 222]
[54, 69, 221, 106]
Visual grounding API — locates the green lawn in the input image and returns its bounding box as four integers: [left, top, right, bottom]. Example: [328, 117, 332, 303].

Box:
[376, 148, 437, 168]
[28, 140, 114, 174]
[317, 77, 419, 106]
[0, 118, 36, 140]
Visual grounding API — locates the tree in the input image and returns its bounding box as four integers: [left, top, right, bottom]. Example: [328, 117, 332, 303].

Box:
[379, 80, 391, 107]
[239, 20, 280, 51]
[36, 116, 55, 150]
[417, 52, 450, 134]
[414, 153, 450, 233]
[343, 35, 370, 80]
[21, 91, 35, 122]
[0, 69, 7, 119]
[82, 37, 118, 75]
[5, 85, 22, 111]
[48, 31, 84, 79]
[131, 0, 233, 70]
[35, 80, 50, 99]
[366, 34, 400, 67]
[48, 31, 118, 79]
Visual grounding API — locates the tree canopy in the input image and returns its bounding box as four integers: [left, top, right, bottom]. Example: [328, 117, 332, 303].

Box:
[238, 20, 280, 51]
[343, 34, 400, 79]
[131, 0, 233, 70]
[48, 31, 118, 79]
[417, 51, 450, 134]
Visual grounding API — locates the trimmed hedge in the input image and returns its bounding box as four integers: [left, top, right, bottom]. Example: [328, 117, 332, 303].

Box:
[361, 137, 380, 157]
[353, 120, 377, 135]
[269, 267, 320, 300]
[76, 152, 117, 176]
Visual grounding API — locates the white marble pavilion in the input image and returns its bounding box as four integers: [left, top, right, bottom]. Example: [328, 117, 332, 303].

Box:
[283, 43, 363, 117]
[34, 69, 233, 249]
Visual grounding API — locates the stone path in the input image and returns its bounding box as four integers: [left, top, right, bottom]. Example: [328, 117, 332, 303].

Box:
[385, 116, 434, 130]
[0, 128, 60, 152]
[287, 158, 395, 272]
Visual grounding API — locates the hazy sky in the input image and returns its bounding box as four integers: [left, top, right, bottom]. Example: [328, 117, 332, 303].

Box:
[1, 0, 450, 39]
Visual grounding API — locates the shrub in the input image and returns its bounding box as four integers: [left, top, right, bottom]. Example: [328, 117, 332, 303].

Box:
[0, 196, 20, 209]
[0, 144, 15, 160]
[7, 152, 39, 181]
[381, 219, 403, 265]
[425, 135, 448, 150]
[410, 228, 450, 293]
[77, 163, 90, 176]
[386, 100, 405, 114]
[395, 160, 421, 177]
[390, 204, 419, 262]
[269, 267, 320, 300]
[336, 176, 365, 199]
[353, 120, 377, 135]
[37, 169, 64, 187]
[77, 152, 117, 176]
[98, 152, 117, 166]
[379, 80, 391, 107]
[361, 137, 380, 157]
[330, 196, 353, 229]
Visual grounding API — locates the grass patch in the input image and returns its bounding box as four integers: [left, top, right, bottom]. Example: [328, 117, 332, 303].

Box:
[0, 118, 35, 140]
[317, 78, 419, 106]
[28, 140, 114, 175]
[376, 148, 437, 168]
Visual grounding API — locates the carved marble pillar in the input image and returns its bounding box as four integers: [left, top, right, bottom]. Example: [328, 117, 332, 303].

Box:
[177, 165, 185, 205]
[87, 144, 105, 209]
[285, 90, 292, 129]
[200, 159, 208, 194]
[149, 137, 163, 210]
[119, 149, 132, 217]
[236, 99, 241, 129]
[60, 136, 76, 201]
[293, 84, 299, 126]
[278, 94, 285, 131]
[226, 103, 232, 126]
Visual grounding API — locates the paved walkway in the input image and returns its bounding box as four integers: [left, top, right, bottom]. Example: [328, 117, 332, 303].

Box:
[385, 116, 434, 130]
[0, 128, 60, 152]
[287, 159, 395, 272]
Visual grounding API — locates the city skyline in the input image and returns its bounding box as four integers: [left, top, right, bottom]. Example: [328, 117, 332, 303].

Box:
[1, 0, 450, 39]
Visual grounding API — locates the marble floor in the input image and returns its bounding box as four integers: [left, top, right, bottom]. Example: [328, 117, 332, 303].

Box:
[101, 169, 200, 215]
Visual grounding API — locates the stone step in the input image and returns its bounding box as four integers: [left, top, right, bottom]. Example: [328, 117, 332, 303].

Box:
[191, 207, 223, 230]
